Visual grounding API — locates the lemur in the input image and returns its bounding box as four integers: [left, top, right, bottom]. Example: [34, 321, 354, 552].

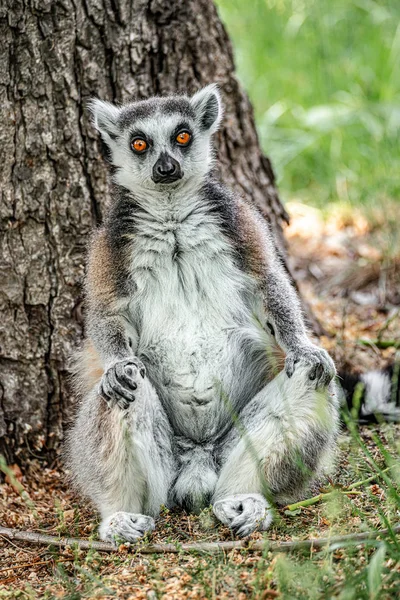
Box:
[67, 85, 399, 543]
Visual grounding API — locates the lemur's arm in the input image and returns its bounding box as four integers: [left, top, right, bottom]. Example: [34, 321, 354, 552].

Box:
[232, 196, 335, 386]
[264, 243, 336, 386]
[85, 229, 135, 367]
[86, 311, 133, 366]
[264, 261, 307, 351]
[85, 229, 144, 408]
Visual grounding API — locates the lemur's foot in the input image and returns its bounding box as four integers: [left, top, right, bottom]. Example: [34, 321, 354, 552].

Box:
[213, 493, 273, 538]
[99, 357, 146, 409]
[99, 511, 155, 543]
[285, 344, 336, 388]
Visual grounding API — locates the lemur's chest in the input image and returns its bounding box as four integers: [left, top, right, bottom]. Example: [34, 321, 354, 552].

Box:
[125, 209, 266, 437]
[129, 210, 254, 337]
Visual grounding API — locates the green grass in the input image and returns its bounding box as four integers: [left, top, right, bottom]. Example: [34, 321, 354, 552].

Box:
[216, 0, 400, 209]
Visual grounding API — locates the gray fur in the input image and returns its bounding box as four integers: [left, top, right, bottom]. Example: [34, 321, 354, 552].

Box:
[67, 85, 339, 541]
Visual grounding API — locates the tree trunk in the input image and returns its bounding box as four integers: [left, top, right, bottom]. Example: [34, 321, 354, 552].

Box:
[0, 0, 289, 463]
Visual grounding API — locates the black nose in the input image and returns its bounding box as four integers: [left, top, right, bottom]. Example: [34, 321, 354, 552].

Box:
[152, 152, 182, 184]
[157, 162, 176, 176]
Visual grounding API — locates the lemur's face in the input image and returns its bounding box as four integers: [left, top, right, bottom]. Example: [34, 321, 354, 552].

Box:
[90, 85, 223, 193]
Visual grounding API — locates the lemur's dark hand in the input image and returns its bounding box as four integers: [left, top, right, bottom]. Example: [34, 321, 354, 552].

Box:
[99, 357, 146, 409]
[285, 344, 336, 388]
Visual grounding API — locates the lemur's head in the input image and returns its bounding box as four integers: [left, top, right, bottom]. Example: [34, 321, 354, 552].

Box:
[89, 84, 222, 192]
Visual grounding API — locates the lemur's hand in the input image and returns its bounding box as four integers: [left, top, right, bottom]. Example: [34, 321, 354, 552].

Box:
[99, 357, 146, 409]
[285, 344, 336, 388]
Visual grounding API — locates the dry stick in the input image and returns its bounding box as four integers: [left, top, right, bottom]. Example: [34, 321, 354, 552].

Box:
[1, 525, 399, 555]
[0, 531, 116, 553]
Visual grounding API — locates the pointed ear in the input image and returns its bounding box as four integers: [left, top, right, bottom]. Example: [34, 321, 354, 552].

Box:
[88, 98, 121, 141]
[190, 84, 223, 133]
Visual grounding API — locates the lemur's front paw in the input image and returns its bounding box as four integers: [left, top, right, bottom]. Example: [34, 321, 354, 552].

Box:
[99, 357, 146, 409]
[285, 345, 336, 388]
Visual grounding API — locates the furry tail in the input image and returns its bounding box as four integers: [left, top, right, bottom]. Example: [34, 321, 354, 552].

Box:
[339, 363, 400, 423]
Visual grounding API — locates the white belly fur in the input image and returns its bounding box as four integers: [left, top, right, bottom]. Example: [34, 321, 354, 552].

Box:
[124, 201, 271, 441]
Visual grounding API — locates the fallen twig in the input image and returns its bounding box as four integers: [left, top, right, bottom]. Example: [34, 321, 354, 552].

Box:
[0, 529, 116, 553]
[0, 525, 399, 555]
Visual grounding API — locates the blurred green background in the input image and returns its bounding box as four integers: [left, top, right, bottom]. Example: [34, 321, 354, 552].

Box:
[216, 0, 400, 209]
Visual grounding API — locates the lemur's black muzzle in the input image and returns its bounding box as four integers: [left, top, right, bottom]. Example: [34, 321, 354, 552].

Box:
[152, 152, 183, 184]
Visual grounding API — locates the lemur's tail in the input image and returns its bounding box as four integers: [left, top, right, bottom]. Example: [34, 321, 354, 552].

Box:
[339, 364, 400, 422]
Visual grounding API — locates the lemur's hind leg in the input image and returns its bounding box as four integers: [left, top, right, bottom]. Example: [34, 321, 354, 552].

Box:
[67, 359, 175, 543]
[213, 364, 340, 537]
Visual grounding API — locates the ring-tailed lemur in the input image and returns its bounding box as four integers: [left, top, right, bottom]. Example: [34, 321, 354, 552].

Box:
[66, 85, 398, 543]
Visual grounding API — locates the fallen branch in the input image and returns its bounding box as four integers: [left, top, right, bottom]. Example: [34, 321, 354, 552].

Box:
[1, 525, 399, 555]
[0, 529, 116, 553]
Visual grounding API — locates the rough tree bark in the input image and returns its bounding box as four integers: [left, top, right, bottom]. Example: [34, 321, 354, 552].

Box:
[0, 0, 290, 463]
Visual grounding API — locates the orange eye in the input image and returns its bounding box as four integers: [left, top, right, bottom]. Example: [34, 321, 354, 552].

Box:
[176, 131, 191, 145]
[131, 138, 147, 153]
